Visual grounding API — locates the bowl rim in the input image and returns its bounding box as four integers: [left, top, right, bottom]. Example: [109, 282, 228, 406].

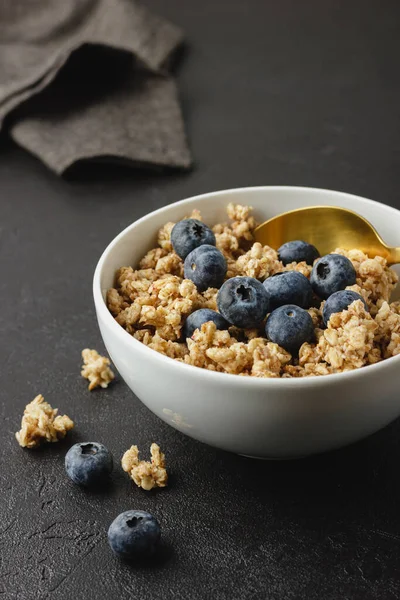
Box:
[93, 185, 400, 388]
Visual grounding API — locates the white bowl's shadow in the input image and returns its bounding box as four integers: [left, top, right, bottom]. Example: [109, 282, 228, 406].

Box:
[240, 454, 306, 460]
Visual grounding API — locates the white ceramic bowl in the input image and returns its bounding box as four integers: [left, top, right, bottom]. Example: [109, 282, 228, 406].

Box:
[93, 187, 400, 459]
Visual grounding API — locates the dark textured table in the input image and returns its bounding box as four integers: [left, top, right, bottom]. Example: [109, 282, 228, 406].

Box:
[1, 1, 400, 598]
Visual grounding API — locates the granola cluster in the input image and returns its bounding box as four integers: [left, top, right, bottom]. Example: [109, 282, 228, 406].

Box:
[334, 248, 398, 307]
[180, 321, 291, 376]
[16, 394, 74, 449]
[81, 348, 115, 391]
[121, 443, 168, 491]
[108, 204, 399, 378]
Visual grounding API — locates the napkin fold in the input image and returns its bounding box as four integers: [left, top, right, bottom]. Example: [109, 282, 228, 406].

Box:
[0, 0, 191, 174]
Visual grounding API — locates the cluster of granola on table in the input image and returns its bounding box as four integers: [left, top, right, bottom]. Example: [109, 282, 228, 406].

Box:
[107, 203, 400, 378]
[15, 394, 74, 449]
[16, 389, 168, 491]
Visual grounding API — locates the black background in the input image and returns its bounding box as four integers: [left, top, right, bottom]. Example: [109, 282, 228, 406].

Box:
[1, 1, 400, 599]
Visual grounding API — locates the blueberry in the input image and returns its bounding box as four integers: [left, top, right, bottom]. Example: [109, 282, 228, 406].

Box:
[171, 219, 216, 260]
[217, 276, 270, 328]
[65, 442, 113, 487]
[184, 245, 227, 292]
[265, 304, 315, 353]
[278, 240, 320, 266]
[310, 254, 356, 299]
[322, 290, 368, 326]
[183, 308, 229, 339]
[108, 510, 161, 560]
[263, 271, 313, 311]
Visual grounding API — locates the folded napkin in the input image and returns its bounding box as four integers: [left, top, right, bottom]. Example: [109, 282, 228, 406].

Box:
[0, 0, 191, 174]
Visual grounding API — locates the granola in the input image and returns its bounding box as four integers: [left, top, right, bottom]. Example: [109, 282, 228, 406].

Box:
[16, 394, 74, 448]
[235, 242, 282, 280]
[334, 248, 397, 305]
[108, 203, 399, 378]
[81, 349, 115, 391]
[297, 300, 378, 374]
[121, 443, 168, 491]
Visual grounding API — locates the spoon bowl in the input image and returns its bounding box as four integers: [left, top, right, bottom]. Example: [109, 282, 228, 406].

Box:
[254, 205, 400, 265]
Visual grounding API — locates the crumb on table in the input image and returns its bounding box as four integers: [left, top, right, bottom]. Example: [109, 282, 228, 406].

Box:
[121, 443, 168, 491]
[81, 348, 115, 391]
[16, 394, 74, 449]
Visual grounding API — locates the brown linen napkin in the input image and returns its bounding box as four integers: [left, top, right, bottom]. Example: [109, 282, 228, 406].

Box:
[0, 0, 191, 174]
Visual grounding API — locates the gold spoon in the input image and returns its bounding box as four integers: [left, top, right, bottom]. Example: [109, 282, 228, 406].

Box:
[253, 205, 400, 265]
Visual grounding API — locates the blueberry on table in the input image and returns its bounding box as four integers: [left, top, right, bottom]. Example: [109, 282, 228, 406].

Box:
[184, 245, 227, 292]
[65, 442, 113, 487]
[265, 304, 315, 353]
[278, 240, 320, 266]
[171, 219, 216, 259]
[322, 289, 368, 326]
[183, 308, 229, 339]
[217, 276, 270, 328]
[263, 271, 313, 311]
[310, 254, 356, 299]
[108, 510, 161, 560]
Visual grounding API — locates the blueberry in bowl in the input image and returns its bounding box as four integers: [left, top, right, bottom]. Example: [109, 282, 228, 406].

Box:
[183, 308, 229, 340]
[265, 304, 315, 353]
[263, 271, 313, 311]
[311, 254, 356, 299]
[184, 245, 227, 292]
[278, 240, 320, 266]
[171, 219, 216, 259]
[322, 289, 368, 326]
[217, 276, 270, 328]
